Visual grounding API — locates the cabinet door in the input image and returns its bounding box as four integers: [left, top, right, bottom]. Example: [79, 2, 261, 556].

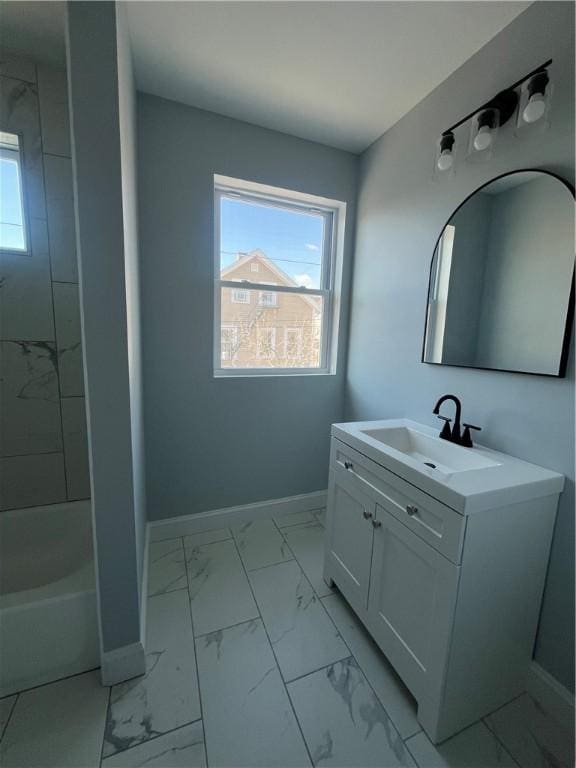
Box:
[326, 467, 376, 611]
[367, 505, 460, 700]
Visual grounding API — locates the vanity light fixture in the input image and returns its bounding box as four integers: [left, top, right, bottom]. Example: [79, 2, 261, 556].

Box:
[471, 108, 498, 152]
[521, 70, 550, 124]
[434, 60, 552, 176]
[436, 132, 455, 172]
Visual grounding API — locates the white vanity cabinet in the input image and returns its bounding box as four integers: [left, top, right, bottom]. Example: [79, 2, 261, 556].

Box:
[323, 423, 563, 744]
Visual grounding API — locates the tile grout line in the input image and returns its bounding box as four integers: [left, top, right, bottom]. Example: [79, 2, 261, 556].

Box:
[0, 666, 100, 699]
[230, 533, 316, 768]
[246, 555, 296, 574]
[182, 536, 210, 768]
[148, 584, 189, 599]
[0, 693, 19, 744]
[98, 684, 112, 767]
[103, 539, 200, 763]
[39, 98, 71, 502]
[276, 513, 424, 747]
[481, 710, 524, 768]
[284, 656, 355, 687]
[319, 591, 423, 743]
[230, 522, 294, 573]
[402, 733, 422, 767]
[101, 718, 205, 765]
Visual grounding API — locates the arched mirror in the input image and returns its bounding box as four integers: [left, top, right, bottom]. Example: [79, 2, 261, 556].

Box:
[423, 170, 574, 377]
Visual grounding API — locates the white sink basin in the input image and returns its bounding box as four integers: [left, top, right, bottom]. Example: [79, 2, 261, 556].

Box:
[331, 418, 564, 514]
[360, 426, 501, 474]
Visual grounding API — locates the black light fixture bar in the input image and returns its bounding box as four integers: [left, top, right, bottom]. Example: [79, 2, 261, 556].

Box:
[441, 59, 552, 137]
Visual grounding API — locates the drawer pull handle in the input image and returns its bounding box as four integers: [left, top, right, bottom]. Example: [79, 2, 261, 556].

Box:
[406, 505, 418, 517]
[362, 510, 373, 520]
[371, 519, 382, 529]
[344, 461, 353, 470]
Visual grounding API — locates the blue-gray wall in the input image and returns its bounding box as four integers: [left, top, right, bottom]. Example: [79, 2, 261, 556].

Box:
[137, 95, 357, 519]
[346, 1, 574, 691]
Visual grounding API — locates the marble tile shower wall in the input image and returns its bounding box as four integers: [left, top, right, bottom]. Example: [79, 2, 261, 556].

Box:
[0, 58, 90, 511]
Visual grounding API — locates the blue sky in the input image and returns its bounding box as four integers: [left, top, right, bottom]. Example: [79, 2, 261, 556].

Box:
[0, 157, 26, 251]
[220, 196, 324, 288]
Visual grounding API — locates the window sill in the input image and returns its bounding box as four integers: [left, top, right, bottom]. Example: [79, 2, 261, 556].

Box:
[214, 368, 336, 379]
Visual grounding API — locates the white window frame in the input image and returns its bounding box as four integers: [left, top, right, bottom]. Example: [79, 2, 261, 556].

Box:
[214, 176, 345, 377]
[0, 131, 29, 255]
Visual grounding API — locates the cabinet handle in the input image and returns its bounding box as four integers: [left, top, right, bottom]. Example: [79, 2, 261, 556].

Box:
[362, 510, 373, 520]
[406, 505, 418, 517]
[371, 519, 382, 528]
[344, 461, 353, 470]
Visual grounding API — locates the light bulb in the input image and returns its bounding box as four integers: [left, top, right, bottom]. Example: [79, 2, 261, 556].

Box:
[523, 92, 546, 124]
[473, 124, 493, 151]
[437, 149, 453, 171]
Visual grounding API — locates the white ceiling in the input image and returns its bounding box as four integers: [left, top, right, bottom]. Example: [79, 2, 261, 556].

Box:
[126, 1, 530, 153]
[0, 1, 530, 154]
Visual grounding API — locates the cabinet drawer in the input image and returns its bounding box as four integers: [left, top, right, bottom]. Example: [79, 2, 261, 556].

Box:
[331, 438, 466, 564]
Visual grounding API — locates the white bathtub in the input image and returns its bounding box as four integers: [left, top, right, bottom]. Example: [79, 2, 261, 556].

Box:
[0, 500, 100, 696]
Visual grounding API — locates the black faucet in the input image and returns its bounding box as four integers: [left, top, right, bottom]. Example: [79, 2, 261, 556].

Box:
[433, 394, 462, 443]
[432, 394, 482, 447]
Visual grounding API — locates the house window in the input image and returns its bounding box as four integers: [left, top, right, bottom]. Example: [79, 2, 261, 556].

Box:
[258, 281, 277, 307]
[257, 327, 276, 359]
[221, 325, 239, 361]
[231, 288, 250, 304]
[0, 131, 28, 253]
[214, 176, 345, 375]
[285, 327, 303, 357]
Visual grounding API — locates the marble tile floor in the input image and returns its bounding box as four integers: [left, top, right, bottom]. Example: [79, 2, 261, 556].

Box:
[0, 508, 573, 768]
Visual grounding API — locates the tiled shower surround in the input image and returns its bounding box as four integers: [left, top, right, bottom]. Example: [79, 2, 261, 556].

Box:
[0, 57, 89, 510]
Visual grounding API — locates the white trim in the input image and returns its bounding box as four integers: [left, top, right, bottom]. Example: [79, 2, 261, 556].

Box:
[525, 661, 575, 733]
[139, 522, 149, 652]
[101, 640, 146, 687]
[148, 490, 327, 542]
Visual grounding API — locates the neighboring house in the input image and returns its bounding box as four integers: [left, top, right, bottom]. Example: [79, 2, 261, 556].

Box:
[220, 249, 321, 368]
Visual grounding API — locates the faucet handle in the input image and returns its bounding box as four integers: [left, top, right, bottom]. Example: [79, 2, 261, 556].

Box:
[462, 423, 481, 448]
[436, 415, 452, 441]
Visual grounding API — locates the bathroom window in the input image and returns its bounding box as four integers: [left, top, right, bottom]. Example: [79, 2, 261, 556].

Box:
[0, 131, 28, 253]
[214, 175, 345, 376]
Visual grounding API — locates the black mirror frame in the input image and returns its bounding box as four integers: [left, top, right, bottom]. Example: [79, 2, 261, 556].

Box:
[421, 168, 575, 378]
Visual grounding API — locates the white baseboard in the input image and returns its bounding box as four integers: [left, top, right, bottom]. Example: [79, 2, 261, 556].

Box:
[101, 640, 146, 686]
[148, 490, 327, 542]
[140, 522, 150, 647]
[526, 661, 575, 732]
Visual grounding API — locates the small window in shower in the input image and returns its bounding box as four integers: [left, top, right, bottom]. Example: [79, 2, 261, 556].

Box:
[0, 131, 28, 253]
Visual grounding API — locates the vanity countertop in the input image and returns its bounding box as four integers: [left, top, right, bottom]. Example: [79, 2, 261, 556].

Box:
[332, 418, 564, 514]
